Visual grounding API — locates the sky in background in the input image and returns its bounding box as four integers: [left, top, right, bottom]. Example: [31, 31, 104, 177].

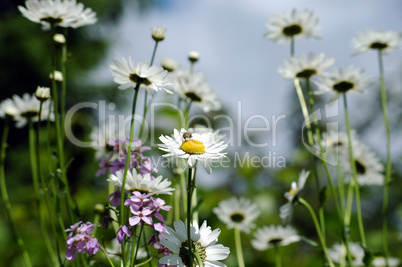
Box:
[91, 0, 402, 184]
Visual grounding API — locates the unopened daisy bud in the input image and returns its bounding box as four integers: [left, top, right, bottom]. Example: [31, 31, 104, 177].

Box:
[93, 204, 105, 214]
[161, 57, 179, 72]
[49, 70, 63, 82]
[53, 33, 66, 45]
[151, 27, 166, 42]
[188, 50, 199, 63]
[35, 86, 51, 102]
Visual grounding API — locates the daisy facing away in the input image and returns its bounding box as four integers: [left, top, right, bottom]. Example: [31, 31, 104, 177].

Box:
[159, 128, 228, 174]
[109, 56, 170, 93]
[265, 9, 320, 44]
[213, 197, 260, 233]
[352, 29, 402, 55]
[251, 224, 300, 251]
[159, 220, 230, 267]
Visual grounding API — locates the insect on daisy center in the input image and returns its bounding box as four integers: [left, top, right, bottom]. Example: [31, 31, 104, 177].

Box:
[354, 160, 366, 175]
[333, 80, 354, 93]
[230, 212, 245, 223]
[369, 42, 388, 50]
[180, 140, 206, 155]
[296, 69, 316, 79]
[282, 24, 303, 36]
[185, 92, 202, 102]
[129, 73, 152, 86]
[179, 240, 206, 267]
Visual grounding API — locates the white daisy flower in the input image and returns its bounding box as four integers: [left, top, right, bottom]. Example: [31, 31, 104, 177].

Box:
[251, 225, 300, 251]
[328, 242, 364, 267]
[352, 29, 402, 55]
[18, 0, 96, 30]
[0, 93, 54, 128]
[158, 128, 228, 174]
[341, 142, 384, 186]
[109, 56, 170, 92]
[188, 125, 226, 143]
[279, 170, 310, 223]
[265, 9, 320, 44]
[108, 169, 174, 195]
[161, 57, 179, 72]
[279, 52, 334, 80]
[314, 66, 372, 100]
[213, 197, 260, 233]
[372, 256, 400, 267]
[168, 71, 221, 112]
[151, 27, 166, 42]
[159, 220, 230, 267]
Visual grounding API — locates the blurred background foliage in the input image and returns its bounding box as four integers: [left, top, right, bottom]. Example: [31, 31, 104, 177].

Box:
[0, 0, 402, 266]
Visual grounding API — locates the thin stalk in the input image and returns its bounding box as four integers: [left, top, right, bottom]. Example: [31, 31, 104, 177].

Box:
[191, 167, 198, 223]
[132, 224, 144, 267]
[0, 119, 32, 267]
[120, 84, 141, 266]
[290, 36, 295, 57]
[60, 30, 67, 135]
[274, 245, 282, 267]
[378, 50, 391, 265]
[234, 227, 245, 267]
[187, 167, 195, 267]
[342, 93, 366, 246]
[174, 183, 181, 222]
[99, 246, 115, 267]
[293, 79, 314, 147]
[298, 198, 334, 267]
[336, 164, 346, 213]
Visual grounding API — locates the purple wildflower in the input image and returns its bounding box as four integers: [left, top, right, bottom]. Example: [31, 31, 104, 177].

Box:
[65, 221, 100, 260]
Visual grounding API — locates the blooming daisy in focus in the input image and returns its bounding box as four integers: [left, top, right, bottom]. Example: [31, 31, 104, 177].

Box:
[0, 93, 54, 128]
[213, 197, 260, 233]
[159, 220, 230, 267]
[372, 256, 400, 267]
[168, 71, 221, 112]
[328, 242, 364, 266]
[314, 66, 372, 101]
[280, 170, 310, 223]
[251, 225, 300, 251]
[110, 56, 170, 92]
[279, 52, 334, 80]
[352, 29, 402, 55]
[108, 169, 174, 195]
[18, 0, 97, 30]
[159, 128, 228, 174]
[341, 142, 384, 186]
[265, 9, 320, 44]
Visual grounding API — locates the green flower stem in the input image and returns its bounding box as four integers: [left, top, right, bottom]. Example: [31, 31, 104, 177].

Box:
[50, 27, 74, 224]
[342, 93, 366, 247]
[120, 83, 141, 266]
[99, 246, 115, 267]
[180, 166, 187, 215]
[173, 183, 180, 222]
[195, 252, 204, 267]
[290, 36, 295, 57]
[336, 164, 346, 213]
[132, 223, 144, 267]
[138, 40, 159, 139]
[293, 79, 314, 148]
[187, 167, 195, 267]
[274, 245, 281, 267]
[298, 198, 334, 267]
[0, 119, 32, 267]
[191, 166, 198, 223]
[378, 50, 391, 264]
[60, 29, 68, 135]
[234, 227, 245, 267]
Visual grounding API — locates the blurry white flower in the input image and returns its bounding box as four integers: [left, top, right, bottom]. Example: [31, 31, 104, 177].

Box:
[18, 0, 97, 30]
[372, 256, 400, 267]
[279, 52, 334, 80]
[341, 142, 384, 186]
[35, 86, 51, 102]
[108, 239, 147, 260]
[159, 220, 230, 267]
[168, 71, 221, 112]
[280, 170, 310, 223]
[90, 119, 127, 159]
[265, 9, 320, 44]
[161, 57, 179, 72]
[213, 197, 260, 233]
[108, 169, 174, 195]
[251, 225, 300, 251]
[314, 66, 372, 100]
[151, 27, 166, 42]
[53, 33, 66, 44]
[110, 56, 170, 93]
[188, 51, 200, 63]
[352, 29, 402, 54]
[0, 93, 54, 128]
[328, 242, 364, 266]
[159, 128, 227, 174]
[49, 70, 64, 82]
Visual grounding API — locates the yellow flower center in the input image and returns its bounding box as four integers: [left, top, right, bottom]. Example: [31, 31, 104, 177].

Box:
[289, 188, 295, 195]
[180, 140, 205, 155]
